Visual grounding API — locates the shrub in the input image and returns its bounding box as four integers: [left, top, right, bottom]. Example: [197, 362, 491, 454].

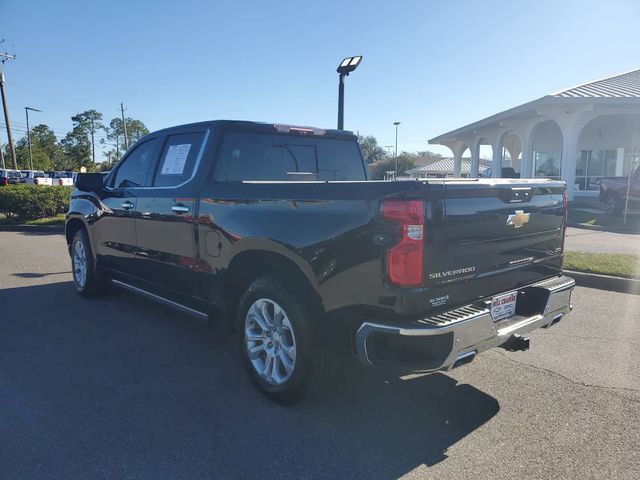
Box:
[0, 185, 72, 220]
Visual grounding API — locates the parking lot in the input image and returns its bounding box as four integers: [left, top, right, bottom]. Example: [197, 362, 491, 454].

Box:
[1, 230, 639, 479]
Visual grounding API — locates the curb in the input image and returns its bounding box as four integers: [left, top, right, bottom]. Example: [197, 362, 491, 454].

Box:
[0, 224, 64, 234]
[565, 269, 640, 295]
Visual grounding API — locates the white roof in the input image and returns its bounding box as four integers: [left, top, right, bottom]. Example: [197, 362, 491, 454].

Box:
[552, 68, 640, 98]
[430, 67, 640, 144]
[407, 158, 489, 175]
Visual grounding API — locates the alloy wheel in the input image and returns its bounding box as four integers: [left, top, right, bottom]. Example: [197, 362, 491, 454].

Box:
[244, 298, 297, 385]
[73, 240, 87, 289]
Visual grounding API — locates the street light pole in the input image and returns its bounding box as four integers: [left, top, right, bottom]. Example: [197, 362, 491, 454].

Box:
[336, 56, 362, 130]
[337, 73, 345, 130]
[393, 121, 401, 180]
[25, 107, 41, 171]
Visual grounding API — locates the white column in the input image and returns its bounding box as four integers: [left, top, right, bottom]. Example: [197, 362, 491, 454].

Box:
[491, 140, 502, 178]
[519, 129, 534, 178]
[507, 147, 521, 170]
[470, 141, 480, 177]
[560, 127, 580, 200]
[453, 142, 466, 177]
[615, 147, 625, 176]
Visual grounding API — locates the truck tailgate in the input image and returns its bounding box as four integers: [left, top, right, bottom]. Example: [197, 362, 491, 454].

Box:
[425, 180, 566, 306]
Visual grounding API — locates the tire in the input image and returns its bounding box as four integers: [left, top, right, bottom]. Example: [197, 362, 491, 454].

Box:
[605, 193, 622, 216]
[71, 229, 110, 297]
[237, 275, 321, 404]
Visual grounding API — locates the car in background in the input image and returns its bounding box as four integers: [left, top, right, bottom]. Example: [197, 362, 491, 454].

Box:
[0, 169, 23, 186]
[599, 167, 640, 215]
[48, 171, 74, 186]
[20, 170, 53, 186]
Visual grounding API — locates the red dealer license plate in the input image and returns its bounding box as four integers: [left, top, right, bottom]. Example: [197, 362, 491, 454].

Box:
[491, 291, 517, 322]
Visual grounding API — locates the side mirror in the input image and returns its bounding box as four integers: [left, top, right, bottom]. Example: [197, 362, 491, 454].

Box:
[75, 173, 105, 192]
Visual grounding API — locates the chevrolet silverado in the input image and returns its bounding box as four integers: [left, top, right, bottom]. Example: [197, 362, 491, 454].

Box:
[66, 120, 574, 403]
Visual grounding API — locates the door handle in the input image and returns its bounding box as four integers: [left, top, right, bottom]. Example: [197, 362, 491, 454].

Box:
[121, 201, 134, 210]
[172, 204, 190, 214]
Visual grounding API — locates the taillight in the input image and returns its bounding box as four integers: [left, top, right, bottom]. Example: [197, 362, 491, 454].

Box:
[381, 199, 425, 287]
[2, 178, 7, 186]
[58, 179, 63, 186]
[34, 178, 39, 185]
[561, 190, 568, 253]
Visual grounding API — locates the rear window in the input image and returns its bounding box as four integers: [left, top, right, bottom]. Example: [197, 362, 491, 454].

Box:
[214, 132, 366, 182]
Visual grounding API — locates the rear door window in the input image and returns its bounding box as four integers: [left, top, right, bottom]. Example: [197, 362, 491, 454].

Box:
[152, 132, 204, 187]
[214, 132, 366, 182]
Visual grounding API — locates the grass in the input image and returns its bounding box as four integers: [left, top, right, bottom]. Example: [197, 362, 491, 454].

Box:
[0, 214, 65, 226]
[564, 251, 639, 279]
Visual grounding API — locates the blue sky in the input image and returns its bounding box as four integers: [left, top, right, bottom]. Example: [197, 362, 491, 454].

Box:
[1, 0, 639, 161]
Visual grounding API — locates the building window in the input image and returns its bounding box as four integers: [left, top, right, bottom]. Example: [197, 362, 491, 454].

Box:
[575, 149, 618, 191]
[534, 151, 561, 180]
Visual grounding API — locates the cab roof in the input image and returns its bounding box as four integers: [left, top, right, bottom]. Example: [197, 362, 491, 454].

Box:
[150, 120, 356, 139]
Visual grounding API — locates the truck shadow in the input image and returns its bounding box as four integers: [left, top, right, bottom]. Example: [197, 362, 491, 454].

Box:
[0, 281, 499, 479]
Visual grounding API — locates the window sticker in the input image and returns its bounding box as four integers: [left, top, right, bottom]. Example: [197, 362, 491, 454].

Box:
[161, 143, 192, 175]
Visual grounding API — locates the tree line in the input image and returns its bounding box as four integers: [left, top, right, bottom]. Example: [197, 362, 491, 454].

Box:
[2, 109, 149, 172]
[358, 135, 444, 179]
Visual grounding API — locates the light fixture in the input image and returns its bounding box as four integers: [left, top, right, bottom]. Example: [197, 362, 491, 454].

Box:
[337, 55, 363, 74]
[336, 55, 363, 130]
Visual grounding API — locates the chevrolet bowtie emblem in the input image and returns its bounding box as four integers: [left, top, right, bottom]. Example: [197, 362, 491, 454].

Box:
[507, 210, 530, 228]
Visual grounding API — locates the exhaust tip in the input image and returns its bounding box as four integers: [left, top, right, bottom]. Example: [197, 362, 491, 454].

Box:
[453, 350, 476, 369]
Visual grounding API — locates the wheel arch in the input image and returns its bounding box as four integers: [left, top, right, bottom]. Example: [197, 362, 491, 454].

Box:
[65, 217, 87, 246]
[223, 248, 324, 331]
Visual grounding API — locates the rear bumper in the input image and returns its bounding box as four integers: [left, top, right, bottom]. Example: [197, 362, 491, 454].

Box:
[355, 275, 574, 372]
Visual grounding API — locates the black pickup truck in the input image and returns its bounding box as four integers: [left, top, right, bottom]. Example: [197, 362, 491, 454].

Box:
[66, 120, 574, 402]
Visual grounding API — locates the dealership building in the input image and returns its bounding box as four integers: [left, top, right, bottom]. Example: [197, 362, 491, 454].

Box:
[429, 68, 640, 199]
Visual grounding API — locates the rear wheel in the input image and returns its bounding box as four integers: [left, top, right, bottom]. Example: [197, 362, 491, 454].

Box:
[237, 276, 319, 404]
[605, 193, 622, 216]
[71, 229, 110, 297]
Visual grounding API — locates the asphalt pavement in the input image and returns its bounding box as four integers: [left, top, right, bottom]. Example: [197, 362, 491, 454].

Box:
[1, 231, 639, 479]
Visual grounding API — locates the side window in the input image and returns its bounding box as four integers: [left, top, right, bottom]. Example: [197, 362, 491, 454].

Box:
[112, 139, 159, 188]
[153, 132, 204, 187]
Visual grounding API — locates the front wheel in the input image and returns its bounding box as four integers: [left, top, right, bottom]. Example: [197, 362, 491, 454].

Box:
[238, 276, 319, 404]
[71, 229, 110, 297]
[605, 194, 622, 216]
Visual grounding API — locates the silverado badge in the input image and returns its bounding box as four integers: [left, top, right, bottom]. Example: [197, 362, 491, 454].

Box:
[507, 210, 530, 228]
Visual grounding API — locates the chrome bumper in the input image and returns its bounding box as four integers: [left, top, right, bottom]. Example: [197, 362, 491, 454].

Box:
[355, 275, 575, 372]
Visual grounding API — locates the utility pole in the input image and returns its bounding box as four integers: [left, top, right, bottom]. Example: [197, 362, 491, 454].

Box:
[0, 50, 17, 169]
[90, 116, 96, 164]
[120, 102, 129, 150]
[0, 132, 5, 169]
[393, 122, 401, 180]
[25, 107, 42, 170]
